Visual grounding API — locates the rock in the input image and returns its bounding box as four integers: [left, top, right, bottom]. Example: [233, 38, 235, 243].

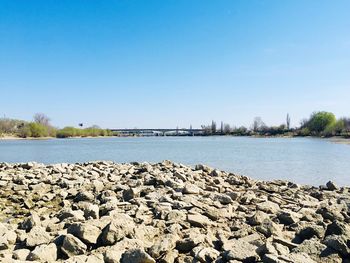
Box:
[323, 234, 350, 257]
[61, 234, 87, 257]
[292, 239, 340, 262]
[83, 203, 100, 219]
[26, 226, 51, 247]
[123, 188, 140, 201]
[256, 201, 280, 214]
[192, 246, 220, 263]
[326, 181, 338, 191]
[223, 238, 259, 262]
[176, 229, 205, 253]
[183, 184, 201, 194]
[100, 214, 135, 245]
[12, 248, 31, 260]
[248, 211, 269, 226]
[0, 227, 16, 250]
[0, 161, 348, 263]
[187, 213, 211, 227]
[325, 220, 350, 237]
[120, 248, 155, 263]
[58, 209, 85, 222]
[149, 234, 178, 258]
[103, 238, 144, 263]
[67, 222, 101, 244]
[27, 243, 57, 262]
[256, 219, 283, 237]
[20, 212, 41, 231]
[297, 225, 325, 240]
[159, 250, 178, 263]
[213, 193, 233, 204]
[278, 211, 301, 225]
[74, 191, 95, 202]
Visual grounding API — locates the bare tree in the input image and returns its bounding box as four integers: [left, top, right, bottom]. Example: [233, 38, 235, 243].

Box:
[211, 120, 216, 134]
[34, 113, 50, 126]
[223, 123, 231, 134]
[201, 124, 211, 135]
[252, 117, 265, 132]
[286, 113, 291, 130]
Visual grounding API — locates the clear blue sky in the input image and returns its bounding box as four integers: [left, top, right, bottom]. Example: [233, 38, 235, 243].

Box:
[1, 0, 349, 129]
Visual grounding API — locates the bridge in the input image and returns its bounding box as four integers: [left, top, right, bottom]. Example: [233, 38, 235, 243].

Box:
[109, 128, 204, 136]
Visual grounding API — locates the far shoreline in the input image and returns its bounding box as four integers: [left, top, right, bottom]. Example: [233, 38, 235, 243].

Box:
[1, 134, 350, 145]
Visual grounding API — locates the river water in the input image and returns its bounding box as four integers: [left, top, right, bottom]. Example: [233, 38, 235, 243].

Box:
[0, 136, 349, 186]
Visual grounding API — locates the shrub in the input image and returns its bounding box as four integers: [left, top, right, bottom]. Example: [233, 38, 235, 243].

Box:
[306, 111, 336, 134]
[28, 122, 49, 137]
[18, 124, 32, 138]
[323, 119, 345, 137]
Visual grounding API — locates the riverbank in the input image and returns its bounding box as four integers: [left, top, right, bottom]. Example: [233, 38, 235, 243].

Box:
[0, 135, 116, 140]
[0, 161, 349, 262]
[1, 133, 350, 144]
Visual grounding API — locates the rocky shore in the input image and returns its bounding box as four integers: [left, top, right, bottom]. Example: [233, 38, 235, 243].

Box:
[0, 161, 349, 263]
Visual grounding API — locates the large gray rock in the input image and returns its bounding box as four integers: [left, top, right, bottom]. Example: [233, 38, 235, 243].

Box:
[149, 234, 179, 258]
[26, 226, 51, 247]
[183, 184, 201, 194]
[192, 246, 220, 263]
[61, 234, 87, 258]
[223, 238, 259, 262]
[120, 248, 155, 263]
[323, 234, 350, 257]
[187, 213, 211, 228]
[12, 248, 31, 261]
[100, 214, 135, 245]
[27, 243, 57, 262]
[67, 222, 101, 244]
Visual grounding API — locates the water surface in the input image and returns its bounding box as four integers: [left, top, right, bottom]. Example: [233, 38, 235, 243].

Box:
[0, 137, 349, 186]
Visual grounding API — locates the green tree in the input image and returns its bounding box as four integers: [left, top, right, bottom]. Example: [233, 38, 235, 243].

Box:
[28, 122, 49, 137]
[306, 111, 336, 134]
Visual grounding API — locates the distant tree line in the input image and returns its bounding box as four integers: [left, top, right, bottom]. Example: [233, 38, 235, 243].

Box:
[200, 111, 350, 138]
[0, 113, 113, 138]
[1, 111, 350, 139]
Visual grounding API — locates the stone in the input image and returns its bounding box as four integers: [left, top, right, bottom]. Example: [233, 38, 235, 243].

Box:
[74, 191, 95, 202]
[187, 213, 211, 227]
[223, 238, 259, 262]
[297, 225, 325, 240]
[325, 220, 350, 237]
[83, 203, 100, 219]
[278, 211, 301, 225]
[12, 248, 31, 261]
[103, 238, 144, 263]
[58, 209, 85, 222]
[183, 184, 201, 194]
[20, 212, 41, 231]
[213, 193, 233, 204]
[326, 181, 338, 191]
[120, 248, 155, 263]
[192, 246, 220, 262]
[0, 228, 16, 250]
[27, 243, 57, 262]
[248, 211, 269, 226]
[67, 222, 101, 244]
[323, 234, 350, 257]
[256, 201, 280, 214]
[256, 219, 283, 237]
[61, 234, 87, 257]
[26, 226, 51, 247]
[100, 214, 135, 245]
[123, 187, 140, 201]
[149, 234, 179, 258]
